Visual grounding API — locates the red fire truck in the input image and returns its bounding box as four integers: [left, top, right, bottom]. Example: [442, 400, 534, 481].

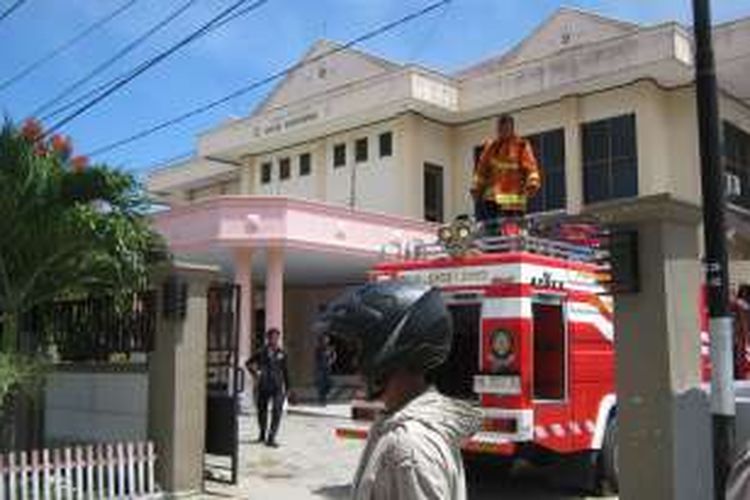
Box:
[334, 216, 750, 494]
[335, 217, 619, 489]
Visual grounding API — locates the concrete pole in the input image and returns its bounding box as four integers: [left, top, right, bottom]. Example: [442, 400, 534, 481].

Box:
[234, 248, 254, 364]
[148, 262, 220, 497]
[692, 1, 736, 496]
[605, 200, 713, 500]
[234, 248, 254, 413]
[265, 246, 285, 343]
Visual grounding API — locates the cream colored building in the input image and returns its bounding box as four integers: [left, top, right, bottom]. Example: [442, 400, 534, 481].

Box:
[148, 7, 750, 396]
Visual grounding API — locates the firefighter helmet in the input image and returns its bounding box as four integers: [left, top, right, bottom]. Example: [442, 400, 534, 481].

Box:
[314, 281, 452, 394]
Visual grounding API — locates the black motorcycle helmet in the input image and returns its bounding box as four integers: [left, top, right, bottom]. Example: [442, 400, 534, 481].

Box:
[313, 281, 453, 397]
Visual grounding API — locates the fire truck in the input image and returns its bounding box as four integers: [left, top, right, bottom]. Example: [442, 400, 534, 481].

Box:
[335, 216, 620, 489]
[334, 215, 750, 494]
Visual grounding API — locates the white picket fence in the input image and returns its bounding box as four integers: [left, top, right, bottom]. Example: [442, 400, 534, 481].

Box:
[0, 441, 158, 499]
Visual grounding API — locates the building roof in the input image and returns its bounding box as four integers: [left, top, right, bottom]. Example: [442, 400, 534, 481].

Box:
[250, 39, 403, 117]
[455, 6, 639, 79]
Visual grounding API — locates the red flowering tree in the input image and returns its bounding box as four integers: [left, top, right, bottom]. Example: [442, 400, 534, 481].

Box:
[0, 119, 168, 401]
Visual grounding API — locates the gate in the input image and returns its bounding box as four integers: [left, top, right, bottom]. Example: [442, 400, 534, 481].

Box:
[204, 284, 243, 484]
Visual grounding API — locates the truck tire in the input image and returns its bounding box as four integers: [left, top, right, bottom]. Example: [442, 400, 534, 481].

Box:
[600, 417, 619, 494]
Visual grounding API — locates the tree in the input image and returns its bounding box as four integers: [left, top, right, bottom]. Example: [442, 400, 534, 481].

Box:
[0, 119, 168, 400]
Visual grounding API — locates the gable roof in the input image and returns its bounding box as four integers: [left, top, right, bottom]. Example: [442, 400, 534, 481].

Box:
[251, 39, 401, 116]
[456, 6, 639, 78]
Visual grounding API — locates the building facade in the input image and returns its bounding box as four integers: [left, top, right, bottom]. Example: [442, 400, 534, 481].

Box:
[148, 7, 750, 393]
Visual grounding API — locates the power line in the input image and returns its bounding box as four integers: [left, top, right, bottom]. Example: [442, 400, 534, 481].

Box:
[138, 149, 194, 173]
[31, 0, 198, 119]
[0, 0, 27, 25]
[45, 0, 269, 135]
[40, 0, 269, 122]
[0, 0, 138, 94]
[86, 0, 451, 159]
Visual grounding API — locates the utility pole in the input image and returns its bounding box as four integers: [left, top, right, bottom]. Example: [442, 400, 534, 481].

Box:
[692, 0, 735, 498]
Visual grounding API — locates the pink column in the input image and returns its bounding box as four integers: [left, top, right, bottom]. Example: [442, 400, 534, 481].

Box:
[265, 246, 285, 344]
[233, 248, 254, 365]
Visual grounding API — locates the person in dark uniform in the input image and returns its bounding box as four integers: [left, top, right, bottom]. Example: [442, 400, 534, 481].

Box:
[246, 328, 289, 447]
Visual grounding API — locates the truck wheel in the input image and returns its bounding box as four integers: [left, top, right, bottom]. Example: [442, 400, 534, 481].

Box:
[600, 417, 619, 494]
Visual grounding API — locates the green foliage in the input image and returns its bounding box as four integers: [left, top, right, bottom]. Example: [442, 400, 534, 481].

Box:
[0, 119, 169, 400]
[0, 120, 167, 318]
[0, 353, 45, 400]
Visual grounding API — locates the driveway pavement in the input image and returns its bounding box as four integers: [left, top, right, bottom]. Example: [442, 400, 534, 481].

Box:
[201, 408, 616, 499]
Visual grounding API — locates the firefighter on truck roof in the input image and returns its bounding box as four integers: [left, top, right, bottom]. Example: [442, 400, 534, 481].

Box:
[471, 114, 542, 233]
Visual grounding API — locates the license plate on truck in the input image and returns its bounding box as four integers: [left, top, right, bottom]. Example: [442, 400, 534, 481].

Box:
[473, 375, 521, 395]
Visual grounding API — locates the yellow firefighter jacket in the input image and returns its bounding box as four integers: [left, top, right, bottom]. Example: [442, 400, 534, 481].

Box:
[471, 136, 542, 212]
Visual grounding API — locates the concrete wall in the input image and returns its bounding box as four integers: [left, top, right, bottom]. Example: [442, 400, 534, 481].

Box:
[606, 203, 710, 499]
[255, 143, 322, 199]
[247, 119, 403, 215]
[188, 177, 240, 201]
[45, 366, 148, 445]
[167, 80, 750, 238]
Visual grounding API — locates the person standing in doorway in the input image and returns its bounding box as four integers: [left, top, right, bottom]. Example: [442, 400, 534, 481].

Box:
[246, 328, 289, 447]
[315, 334, 337, 405]
[471, 114, 542, 234]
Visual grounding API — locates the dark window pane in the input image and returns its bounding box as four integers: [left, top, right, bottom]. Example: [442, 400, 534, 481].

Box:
[424, 163, 444, 223]
[610, 229, 640, 294]
[524, 128, 565, 212]
[584, 163, 609, 204]
[582, 114, 638, 203]
[583, 120, 609, 162]
[723, 121, 750, 208]
[611, 158, 638, 199]
[299, 153, 311, 176]
[528, 135, 542, 160]
[279, 157, 291, 180]
[333, 143, 346, 167]
[546, 171, 566, 210]
[261, 162, 272, 184]
[611, 114, 636, 159]
[355, 137, 368, 162]
[528, 191, 544, 213]
[542, 131, 565, 172]
[473, 144, 484, 167]
[379, 132, 393, 157]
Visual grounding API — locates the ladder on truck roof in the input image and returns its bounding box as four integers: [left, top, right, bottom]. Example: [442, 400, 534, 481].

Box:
[384, 216, 611, 267]
[412, 234, 608, 263]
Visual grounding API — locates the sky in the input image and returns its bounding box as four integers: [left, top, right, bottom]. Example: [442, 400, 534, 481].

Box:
[1, 0, 750, 177]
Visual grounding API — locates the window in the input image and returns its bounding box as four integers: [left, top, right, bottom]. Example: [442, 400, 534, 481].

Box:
[299, 153, 311, 176]
[333, 143, 346, 168]
[582, 114, 638, 204]
[355, 137, 368, 163]
[724, 121, 750, 209]
[279, 157, 291, 180]
[424, 163, 444, 223]
[532, 298, 566, 400]
[610, 229, 640, 294]
[526, 128, 566, 213]
[379, 132, 393, 157]
[435, 304, 481, 399]
[261, 162, 272, 184]
[473, 144, 485, 167]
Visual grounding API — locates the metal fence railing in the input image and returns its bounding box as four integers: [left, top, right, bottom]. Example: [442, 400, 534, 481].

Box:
[20, 291, 157, 362]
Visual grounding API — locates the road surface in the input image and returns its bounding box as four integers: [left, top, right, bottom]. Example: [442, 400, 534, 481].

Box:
[202, 411, 615, 499]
